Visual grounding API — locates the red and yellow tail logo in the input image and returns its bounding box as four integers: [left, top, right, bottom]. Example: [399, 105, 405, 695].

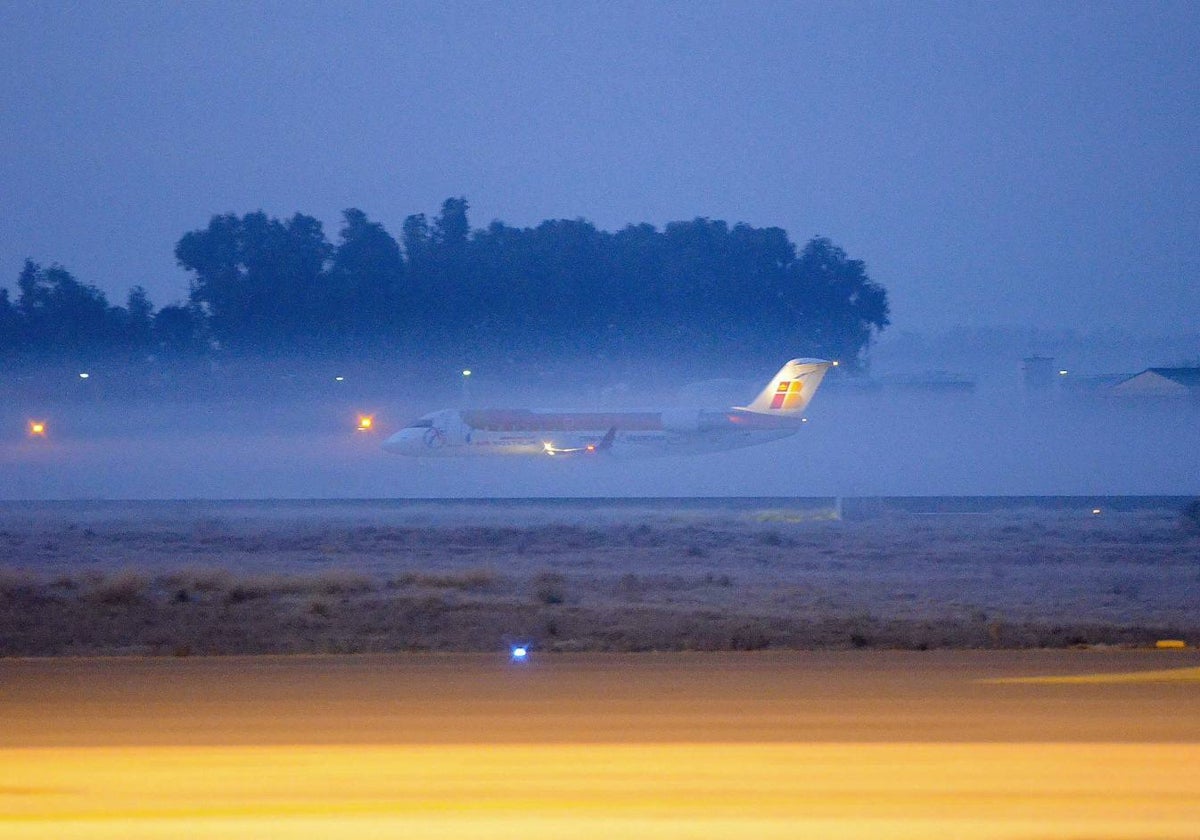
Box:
[768, 380, 804, 410]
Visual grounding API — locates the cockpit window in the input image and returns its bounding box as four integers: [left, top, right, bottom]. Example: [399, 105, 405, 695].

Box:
[406, 419, 434, 428]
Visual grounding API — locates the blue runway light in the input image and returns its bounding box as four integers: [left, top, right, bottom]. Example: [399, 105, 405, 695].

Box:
[511, 645, 529, 662]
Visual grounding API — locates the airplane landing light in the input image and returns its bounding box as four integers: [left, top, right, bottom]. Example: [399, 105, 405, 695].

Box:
[511, 645, 529, 662]
[357, 415, 374, 432]
[28, 420, 47, 437]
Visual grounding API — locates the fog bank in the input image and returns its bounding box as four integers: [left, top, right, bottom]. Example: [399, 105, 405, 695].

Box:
[3, 358, 1196, 499]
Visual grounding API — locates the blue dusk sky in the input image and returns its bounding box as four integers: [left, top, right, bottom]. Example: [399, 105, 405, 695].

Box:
[2, 0, 1197, 334]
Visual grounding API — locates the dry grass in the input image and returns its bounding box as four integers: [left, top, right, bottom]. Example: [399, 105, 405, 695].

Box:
[0, 504, 1197, 656]
[389, 568, 498, 591]
[0, 568, 40, 599]
[87, 569, 151, 606]
[532, 571, 567, 605]
[160, 566, 234, 593]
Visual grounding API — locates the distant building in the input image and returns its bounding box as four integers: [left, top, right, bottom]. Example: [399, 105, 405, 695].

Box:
[1110, 367, 1200, 398]
[1059, 372, 1127, 397]
[1022, 355, 1057, 391]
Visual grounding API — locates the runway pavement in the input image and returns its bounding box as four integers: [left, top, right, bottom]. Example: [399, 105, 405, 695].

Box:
[2, 651, 1198, 838]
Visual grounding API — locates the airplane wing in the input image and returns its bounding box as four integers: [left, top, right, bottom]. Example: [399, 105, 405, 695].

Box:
[543, 426, 617, 456]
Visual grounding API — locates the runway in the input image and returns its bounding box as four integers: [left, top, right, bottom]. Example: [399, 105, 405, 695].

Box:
[2, 651, 1198, 838]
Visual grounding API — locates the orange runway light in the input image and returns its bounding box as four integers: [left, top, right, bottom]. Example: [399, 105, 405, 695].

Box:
[28, 420, 47, 437]
[356, 415, 374, 432]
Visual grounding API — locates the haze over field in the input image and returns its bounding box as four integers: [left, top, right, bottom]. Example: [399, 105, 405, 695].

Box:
[3, 367, 1197, 499]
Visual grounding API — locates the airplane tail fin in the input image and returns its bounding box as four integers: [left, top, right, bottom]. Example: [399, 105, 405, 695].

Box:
[596, 426, 617, 451]
[736, 358, 834, 416]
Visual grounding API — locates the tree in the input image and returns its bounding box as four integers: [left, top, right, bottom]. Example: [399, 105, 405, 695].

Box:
[0, 288, 17, 355]
[401, 213, 431, 263]
[433, 197, 469, 252]
[15, 260, 119, 352]
[659, 218, 733, 348]
[175, 214, 244, 340]
[789, 237, 890, 368]
[124, 286, 154, 351]
[177, 211, 333, 348]
[235, 211, 331, 342]
[416, 198, 473, 348]
[329, 208, 404, 339]
[610, 222, 664, 348]
[521, 218, 608, 351]
[164, 199, 890, 367]
[153, 304, 204, 354]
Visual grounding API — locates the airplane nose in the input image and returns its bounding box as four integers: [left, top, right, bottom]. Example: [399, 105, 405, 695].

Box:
[382, 426, 445, 455]
[382, 430, 410, 454]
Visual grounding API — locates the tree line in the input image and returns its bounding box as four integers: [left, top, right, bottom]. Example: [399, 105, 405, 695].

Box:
[0, 199, 890, 370]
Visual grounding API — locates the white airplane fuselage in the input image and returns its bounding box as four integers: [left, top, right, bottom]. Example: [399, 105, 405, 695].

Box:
[383, 358, 833, 459]
[382, 407, 802, 458]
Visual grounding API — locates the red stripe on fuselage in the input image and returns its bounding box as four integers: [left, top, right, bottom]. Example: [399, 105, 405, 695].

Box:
[462, 410, 664, 432]
[462, 409, 803, 433]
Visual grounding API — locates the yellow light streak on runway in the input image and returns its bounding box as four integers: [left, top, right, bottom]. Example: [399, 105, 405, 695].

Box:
[2, 652, 1199, 839]
[984, 665, 1200, 684]
[3, 743, 1200, 839]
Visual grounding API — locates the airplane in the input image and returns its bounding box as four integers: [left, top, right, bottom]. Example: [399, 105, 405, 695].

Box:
[382, 358, 833, 458]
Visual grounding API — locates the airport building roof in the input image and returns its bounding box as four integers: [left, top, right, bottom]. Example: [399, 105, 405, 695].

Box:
[1111, 367, 1200, 396]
